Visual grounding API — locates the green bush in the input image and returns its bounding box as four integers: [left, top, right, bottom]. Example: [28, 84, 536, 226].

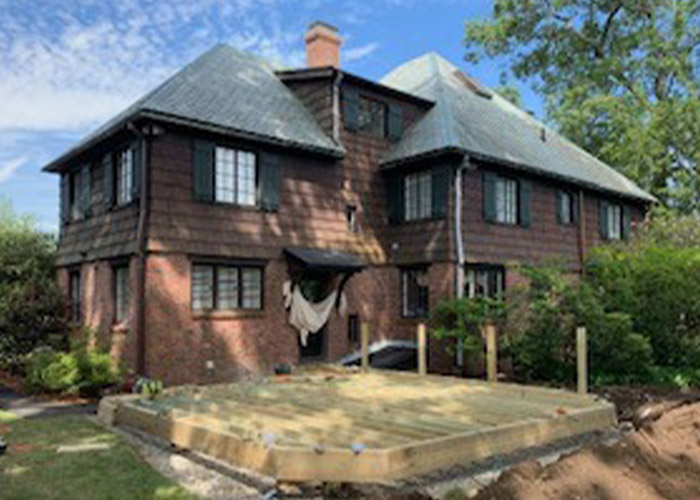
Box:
[24, 342, 121, 396]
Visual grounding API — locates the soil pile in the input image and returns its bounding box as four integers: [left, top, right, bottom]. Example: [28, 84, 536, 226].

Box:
[473, 402, 700, 500]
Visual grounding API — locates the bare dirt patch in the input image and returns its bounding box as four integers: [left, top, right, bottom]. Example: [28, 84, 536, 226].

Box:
[472, 401, 700, 500]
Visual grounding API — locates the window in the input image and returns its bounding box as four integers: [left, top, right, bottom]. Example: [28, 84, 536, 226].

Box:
[465, 265, 505, 299]
[402, 267, 429, 318]
[605, 203, 622, 240]
[69, 270, 81, 322]
[495, 177, 518, 224]
[357, 96, 387, 138]
[404, 171, 432, 221]
[116, 148, 134, 206]
[192, 263, 263, 311]
[346, 204, 358, 233]
[69, 171, 81, 221]
[214, 147, 257, 206]
[558, 190, 575, 225]
[114, 265, 130, 323]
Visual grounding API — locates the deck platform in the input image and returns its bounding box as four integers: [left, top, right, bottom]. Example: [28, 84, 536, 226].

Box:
[105, 370, 616, 483]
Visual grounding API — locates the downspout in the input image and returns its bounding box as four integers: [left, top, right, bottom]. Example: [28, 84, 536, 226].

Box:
[577, 188, 586, 276]
[454, 159, 466, 368]
[127, 122, 151, 376]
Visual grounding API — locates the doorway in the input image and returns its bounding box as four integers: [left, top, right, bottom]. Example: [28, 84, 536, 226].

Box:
[297, 270, 334, 361]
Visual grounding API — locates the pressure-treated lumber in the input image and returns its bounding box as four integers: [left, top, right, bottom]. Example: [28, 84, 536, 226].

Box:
[485, 323, 497, 383]
[417, 323, 427, 376]
[577, 326, 588, 394]
[361, 323, 370, 373]
[105, 369, 615, 483]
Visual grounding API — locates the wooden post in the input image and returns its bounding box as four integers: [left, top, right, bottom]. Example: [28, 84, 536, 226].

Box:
[360, 322, 370, 373]
[417, 323, 427, 376]
[485, 323, 497, 383]
[577, 326, 588, 394]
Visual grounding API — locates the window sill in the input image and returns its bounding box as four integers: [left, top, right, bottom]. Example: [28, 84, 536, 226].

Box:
[395, 216, 445, 226]
[193, 310, 265, 320]
[195, 200, 264, 212]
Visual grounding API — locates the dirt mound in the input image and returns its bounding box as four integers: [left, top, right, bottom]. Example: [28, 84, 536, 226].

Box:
[473, 402, 700, 500]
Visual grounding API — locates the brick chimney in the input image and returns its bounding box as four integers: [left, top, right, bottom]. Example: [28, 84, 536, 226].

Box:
[304, 21, 342, 68]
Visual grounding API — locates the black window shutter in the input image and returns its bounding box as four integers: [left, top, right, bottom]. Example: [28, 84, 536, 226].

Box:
[572, 191, 580, 224]
[519, 180, 531, 228]
[343, 89, 360, 131]
[483, 171, 497, 222]
[387, 104, 403, 142]
[80, 164, 91, 217]
[258, 152, 282, 212]
[192, 140, 214, 202]
[622, 205, 631, 239]
[102, 153, 114, 208]
[60, 173, 70, 224]
[599, 200, 609, 239]
[431, 166, 451, 218]
[131, 141, 142, 201]
[386, 172, 404, 225]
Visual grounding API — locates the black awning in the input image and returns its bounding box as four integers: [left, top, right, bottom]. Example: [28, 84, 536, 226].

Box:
[284, 247, 366, 273]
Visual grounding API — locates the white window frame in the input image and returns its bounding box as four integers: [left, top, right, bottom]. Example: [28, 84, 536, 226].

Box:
[495, 177, 518, 224]
[214, 146, 257, 206]
[465, 266, 505, 299]
[404, 171, 432, 222]
[559, 191, 573, 225]
[116, 148, 134, 206]
[606, 204, 622, 240]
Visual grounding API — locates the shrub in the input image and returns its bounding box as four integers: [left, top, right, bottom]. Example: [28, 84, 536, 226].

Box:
[24, 342, 121, 396]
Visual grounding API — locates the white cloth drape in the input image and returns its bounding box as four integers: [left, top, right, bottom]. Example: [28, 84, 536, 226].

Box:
[283, 280, 347, 346]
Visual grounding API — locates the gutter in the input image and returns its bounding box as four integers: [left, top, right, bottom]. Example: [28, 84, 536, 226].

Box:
[127, 121, 152, 376]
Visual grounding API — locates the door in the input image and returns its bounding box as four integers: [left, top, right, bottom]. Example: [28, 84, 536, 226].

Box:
[297, 271, 333, 361]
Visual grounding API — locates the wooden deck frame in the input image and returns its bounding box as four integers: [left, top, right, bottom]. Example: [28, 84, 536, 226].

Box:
[108, 372, 616, 483]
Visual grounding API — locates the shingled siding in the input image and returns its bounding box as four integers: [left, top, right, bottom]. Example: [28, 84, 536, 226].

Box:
[461, 165, 647, 271]
[284, 78, 334, 138]
[146, 130, 385, 262]
[56, 160, 139, 267]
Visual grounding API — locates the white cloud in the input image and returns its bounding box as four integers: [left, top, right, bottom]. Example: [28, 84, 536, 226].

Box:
[343, 42, 379, 63]
[0, 157, 27, 184]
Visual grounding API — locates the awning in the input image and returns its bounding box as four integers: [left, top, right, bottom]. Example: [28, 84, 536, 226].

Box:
[284, 247, 366, 273]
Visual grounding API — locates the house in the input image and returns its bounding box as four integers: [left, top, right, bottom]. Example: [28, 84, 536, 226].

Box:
[44, 22, 654, 385]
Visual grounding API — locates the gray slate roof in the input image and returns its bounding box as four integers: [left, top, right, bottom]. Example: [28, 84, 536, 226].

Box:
[381, 53, 655, 202]
[45, 45, 343, 170]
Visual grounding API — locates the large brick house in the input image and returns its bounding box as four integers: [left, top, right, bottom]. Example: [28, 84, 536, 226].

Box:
[44, 22, 654, 385]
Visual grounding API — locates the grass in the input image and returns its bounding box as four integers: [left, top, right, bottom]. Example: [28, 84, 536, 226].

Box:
[0, 413, 199, 500]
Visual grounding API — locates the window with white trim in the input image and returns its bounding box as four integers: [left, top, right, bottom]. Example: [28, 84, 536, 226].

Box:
[495, 177, 518, 224]
[402, 267, 429, 318]
[465, 265, 505, 299]
[404, 171, 432, 221]
[214, 147, 257, 206]
[605, 203, 623, 240]
[558, 190, 574, 225]
[116, 148, 134, 206]
[192, 263, 263, 311]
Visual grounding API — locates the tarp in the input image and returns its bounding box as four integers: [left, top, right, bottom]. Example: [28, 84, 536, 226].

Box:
[283, 280, 347, 346]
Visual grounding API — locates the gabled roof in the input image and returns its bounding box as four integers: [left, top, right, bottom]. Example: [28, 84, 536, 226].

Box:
[44, 45, 343, 172]
[380, 52, 655, 203]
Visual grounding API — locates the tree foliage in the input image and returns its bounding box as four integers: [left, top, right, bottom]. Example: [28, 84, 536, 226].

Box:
[465, 0, 700, 211]
[0, 201, 67, 371]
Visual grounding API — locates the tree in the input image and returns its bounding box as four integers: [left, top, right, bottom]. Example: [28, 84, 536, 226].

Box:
[465, 0, 700, 212]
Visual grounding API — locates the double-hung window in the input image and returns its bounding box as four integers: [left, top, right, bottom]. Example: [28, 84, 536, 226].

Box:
[404, 171, 432, 222]
[465, 265, 505, 299]
[69, 270, 81, 322]
[558, 190, 575, 225]
[605, 203, 622, 240]
[192, 263, 263, 312]
[114, 265, 130, 323]
[215, 147, 257, 206]
[116, 148, 134, 206]
[495, 177, 518, 224]
[402, 267, 429, 318]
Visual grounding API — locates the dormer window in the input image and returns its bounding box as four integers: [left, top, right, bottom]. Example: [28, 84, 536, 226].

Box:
[357, 96, 387, 138]
[214, 147, 257, 206]
[116, 148, 135, 206]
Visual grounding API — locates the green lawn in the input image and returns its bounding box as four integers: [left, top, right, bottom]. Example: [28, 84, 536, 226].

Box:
[0, 412, 199, 500]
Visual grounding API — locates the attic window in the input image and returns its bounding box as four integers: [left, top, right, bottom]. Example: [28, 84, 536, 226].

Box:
[357, 96, 387, 138]
[453, 70, 492, 99]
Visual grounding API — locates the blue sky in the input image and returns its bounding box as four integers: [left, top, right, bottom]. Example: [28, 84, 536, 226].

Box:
[0, 0, 543, 232]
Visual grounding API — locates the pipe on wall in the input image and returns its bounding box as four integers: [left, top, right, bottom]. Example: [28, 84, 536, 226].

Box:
[453, 159, 466, 368]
